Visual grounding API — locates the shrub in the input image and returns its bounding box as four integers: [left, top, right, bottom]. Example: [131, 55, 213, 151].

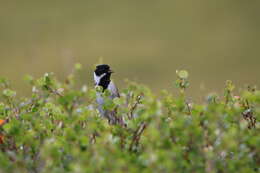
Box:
[0, 66, 259, 173]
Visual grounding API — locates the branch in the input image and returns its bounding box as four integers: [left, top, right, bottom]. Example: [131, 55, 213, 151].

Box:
[129, 122, 147, 152]
[129, 94, 143, 119]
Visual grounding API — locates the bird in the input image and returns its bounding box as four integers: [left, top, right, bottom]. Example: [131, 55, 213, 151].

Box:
[94, 64, 124, 125]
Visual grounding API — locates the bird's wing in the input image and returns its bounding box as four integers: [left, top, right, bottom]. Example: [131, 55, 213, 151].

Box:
[108, 81, 120, 98]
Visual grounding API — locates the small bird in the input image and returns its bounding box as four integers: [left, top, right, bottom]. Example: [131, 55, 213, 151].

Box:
[94, 64, 123, 125]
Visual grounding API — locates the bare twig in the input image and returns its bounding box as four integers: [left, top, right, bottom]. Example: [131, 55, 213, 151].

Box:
[128, 94, 143, 119]
[242, 109, 256, 129]
[46, 86, 64, 97]
[129, 122, 147, 152]
[185, 101, 192, 115]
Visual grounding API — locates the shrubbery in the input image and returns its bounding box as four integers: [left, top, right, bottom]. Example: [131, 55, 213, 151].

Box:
[0, 66, 259, 173]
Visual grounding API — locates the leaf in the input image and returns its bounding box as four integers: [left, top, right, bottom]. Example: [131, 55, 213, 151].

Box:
[113, 97, 123, 105]
[74, 63, 82, 71]
[44, 73, 52, 86]
[24, 74, 34, 84]
[0, 77, 9, 87]
[2, 89, 16, 97]
[225, 80, 235, 91]
[176, 70, 189, 79]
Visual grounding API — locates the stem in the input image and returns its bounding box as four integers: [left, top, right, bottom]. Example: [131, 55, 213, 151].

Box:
[129, 122, 147, 152]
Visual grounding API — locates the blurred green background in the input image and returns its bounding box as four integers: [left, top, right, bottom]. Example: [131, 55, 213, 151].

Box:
[0, 0, 259, 98]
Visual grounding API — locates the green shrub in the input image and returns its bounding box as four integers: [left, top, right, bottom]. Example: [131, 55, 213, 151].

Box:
[0, 66, 259, 173]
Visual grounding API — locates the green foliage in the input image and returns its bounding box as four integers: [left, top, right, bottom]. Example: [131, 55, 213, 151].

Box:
[2, 89, 16, 98]
[175, 70, 190, 94]
[0, 67, 259, 173]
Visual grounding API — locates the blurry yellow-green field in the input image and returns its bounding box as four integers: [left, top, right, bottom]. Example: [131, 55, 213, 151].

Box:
[0, 0, 259, 98]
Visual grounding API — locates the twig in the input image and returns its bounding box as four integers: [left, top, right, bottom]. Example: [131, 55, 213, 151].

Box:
[129, 122, 147, 152]
[186, 101, 192, 115]
[45, 85, 64, 97]
[129, 94, 143, 119]
[242, 109, 256, 129]
[90, 131, 99, 144]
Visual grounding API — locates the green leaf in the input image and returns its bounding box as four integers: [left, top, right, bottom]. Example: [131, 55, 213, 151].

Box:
[74, 63, 82, 70]
[24, 75, 34, 84]
[176, 70, 189, 79]
[2, 89, 16, 97]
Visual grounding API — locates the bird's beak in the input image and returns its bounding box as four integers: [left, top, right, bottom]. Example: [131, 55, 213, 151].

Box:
[108, 70, 114, 73]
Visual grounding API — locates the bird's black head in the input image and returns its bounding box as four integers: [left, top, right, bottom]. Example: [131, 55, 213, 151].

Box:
[94, 64, 114, 90]
[94, 64, 113, 76]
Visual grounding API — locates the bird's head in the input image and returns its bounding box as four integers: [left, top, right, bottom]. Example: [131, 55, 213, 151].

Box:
[94, 64, 114, 76]
[94, 64, 114, 85]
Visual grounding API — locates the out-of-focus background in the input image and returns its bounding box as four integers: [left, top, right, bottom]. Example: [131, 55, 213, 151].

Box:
[0, 0, 259, 98]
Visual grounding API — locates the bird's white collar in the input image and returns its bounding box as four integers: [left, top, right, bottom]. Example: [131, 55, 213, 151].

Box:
[94, 72, 106, 85]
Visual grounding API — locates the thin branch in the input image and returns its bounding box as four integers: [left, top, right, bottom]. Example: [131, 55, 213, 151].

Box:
[129, 94, 143, 119]
[129, 122, 147, 152]
[46, 86, 64, 97]
[185, 101, 192, 115]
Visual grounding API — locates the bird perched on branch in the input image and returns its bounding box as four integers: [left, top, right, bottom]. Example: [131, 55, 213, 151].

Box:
[94, 64, 124, 125]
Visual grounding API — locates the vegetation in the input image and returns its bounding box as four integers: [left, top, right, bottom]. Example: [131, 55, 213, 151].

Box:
[0, 65, 259, 173]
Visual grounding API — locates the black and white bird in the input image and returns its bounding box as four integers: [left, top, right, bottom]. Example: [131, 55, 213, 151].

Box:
[94, 64, 123, 125]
